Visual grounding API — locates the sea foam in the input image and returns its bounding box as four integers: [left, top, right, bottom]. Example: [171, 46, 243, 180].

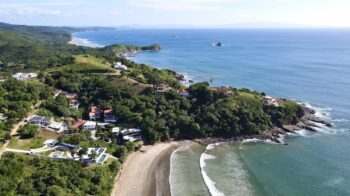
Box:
[200, 144, 225, 196]
[70, 37, 103, 48]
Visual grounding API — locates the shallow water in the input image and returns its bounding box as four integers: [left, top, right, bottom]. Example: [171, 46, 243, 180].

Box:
[74, 29, 350, 195]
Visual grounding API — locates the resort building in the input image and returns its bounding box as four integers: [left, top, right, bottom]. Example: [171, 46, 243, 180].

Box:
[104, 108, 117, 123]
[80, 147, 108, 165]
[263, 96, 279, 107]
[12, 73, 38, 81]
[113, 62, 128, 70]
[89, 105, 101, 120]
[28, 115, 53, 128]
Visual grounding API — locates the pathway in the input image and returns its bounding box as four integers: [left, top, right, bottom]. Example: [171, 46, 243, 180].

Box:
[0, 101, 42, 159]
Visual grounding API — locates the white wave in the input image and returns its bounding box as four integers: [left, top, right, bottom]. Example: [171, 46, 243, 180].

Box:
[332, 118, 349, 123]
[206, 142, 226, 150]
[69, 37, 103, 48]
[302, 102, 332, 119]
[295, 129, 311, 137]
[200, 151, 225, 196]
[241, 138, 278, 145]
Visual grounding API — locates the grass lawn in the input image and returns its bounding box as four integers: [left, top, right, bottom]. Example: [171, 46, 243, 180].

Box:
[106, 75, 149, 93]
[8, 129, 60, 150]
[44, 55, 116, 74]
[38, 129, 60, 140]
[8, 137, 45, 150]
[38, 150, 54, 157]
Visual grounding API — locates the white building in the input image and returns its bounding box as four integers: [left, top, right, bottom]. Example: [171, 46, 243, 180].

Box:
[48, 121, 65, 133]
[263, 96, 279, 107]
[112, 127, 120, 134]
[12, 73, 38, 81]
[83, 121, 97, 131]
[0, 76, 5, 82]
[123, 135, 142, 142]
[121, 128, 141, 135]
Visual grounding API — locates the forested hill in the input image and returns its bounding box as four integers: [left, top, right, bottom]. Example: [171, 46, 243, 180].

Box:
[0, 23, 160, 72]
[0, 22, 310, 195]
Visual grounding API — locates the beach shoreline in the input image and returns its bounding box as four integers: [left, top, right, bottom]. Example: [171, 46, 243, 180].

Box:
[111, 141, 186, 196]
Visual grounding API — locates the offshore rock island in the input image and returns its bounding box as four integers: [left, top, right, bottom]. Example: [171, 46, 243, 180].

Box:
[0, 23, 330, 195]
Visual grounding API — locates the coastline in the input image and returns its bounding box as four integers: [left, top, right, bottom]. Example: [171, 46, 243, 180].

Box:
[111, 141, 184, 196]
[69, 32, 335, 195]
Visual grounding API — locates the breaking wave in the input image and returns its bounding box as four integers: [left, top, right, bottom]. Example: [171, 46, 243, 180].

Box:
[200, 144, 225, 196]
[69, 37, 103, 48]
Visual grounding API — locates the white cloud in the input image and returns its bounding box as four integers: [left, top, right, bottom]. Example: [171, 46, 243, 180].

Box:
[15, 7, 61, 16]
[127, 0, 238, 11]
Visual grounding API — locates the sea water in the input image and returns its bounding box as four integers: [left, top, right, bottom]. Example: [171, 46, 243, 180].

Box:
[74, 29, 350, 196]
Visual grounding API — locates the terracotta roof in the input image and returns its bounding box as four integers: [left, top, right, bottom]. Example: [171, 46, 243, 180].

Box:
[71, 119, 86, 129]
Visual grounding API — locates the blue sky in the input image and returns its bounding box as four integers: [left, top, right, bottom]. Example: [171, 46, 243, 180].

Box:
[0, 0, 349, 27]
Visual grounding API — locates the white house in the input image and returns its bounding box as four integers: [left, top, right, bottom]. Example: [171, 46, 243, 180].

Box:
[97, 122, 110, 129]
[123, 135, 142, 142]
[121, 128, 141, 135]
[44, 139, 58, 147]
[263, 96, 279, 107]
[83, 121, 97, 131]
[112, 127, 120, 134]
[48, 121, 65, 133]
[0, 76, 5, 82]
[113, 62, 128, 71]
[12, 73, 38, 81]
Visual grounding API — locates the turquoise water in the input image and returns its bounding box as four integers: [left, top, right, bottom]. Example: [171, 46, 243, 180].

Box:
[74, 29, 350, 195]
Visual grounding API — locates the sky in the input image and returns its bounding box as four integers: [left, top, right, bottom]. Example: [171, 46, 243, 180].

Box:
[0, 0, 350, 28]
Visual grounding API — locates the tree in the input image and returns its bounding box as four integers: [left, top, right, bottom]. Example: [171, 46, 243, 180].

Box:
[18, 124, 39, 138]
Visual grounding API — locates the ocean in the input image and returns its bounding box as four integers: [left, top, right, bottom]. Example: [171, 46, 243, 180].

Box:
[73, 29, 350, 196]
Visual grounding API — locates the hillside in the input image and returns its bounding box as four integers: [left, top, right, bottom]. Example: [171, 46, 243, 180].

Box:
[0, 22, 314, 195]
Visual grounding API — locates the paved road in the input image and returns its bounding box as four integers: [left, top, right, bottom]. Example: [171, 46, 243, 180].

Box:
[0, 101, 42, 159]
[5, 148, 30, 154]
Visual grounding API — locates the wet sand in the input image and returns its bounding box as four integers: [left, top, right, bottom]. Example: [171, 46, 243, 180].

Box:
[111, 142, 181, 196]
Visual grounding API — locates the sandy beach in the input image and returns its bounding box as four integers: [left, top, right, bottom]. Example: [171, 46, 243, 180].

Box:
[111, 142, 182, 196]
